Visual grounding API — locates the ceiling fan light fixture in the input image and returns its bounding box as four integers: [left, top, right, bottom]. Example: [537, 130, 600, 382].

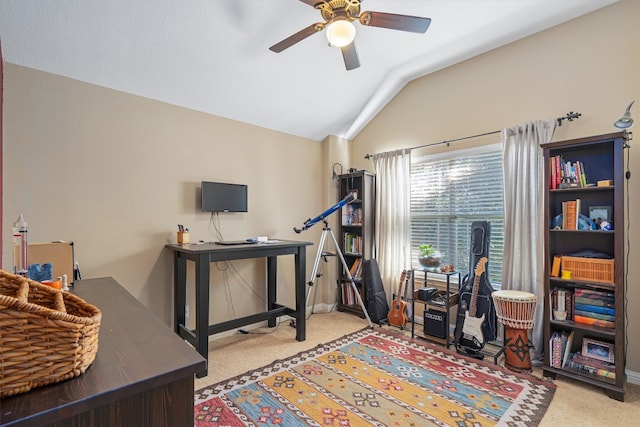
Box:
[326, 20, 356, 47]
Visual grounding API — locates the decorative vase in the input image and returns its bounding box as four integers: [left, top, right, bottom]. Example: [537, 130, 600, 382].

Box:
[419, 255, 441, 270]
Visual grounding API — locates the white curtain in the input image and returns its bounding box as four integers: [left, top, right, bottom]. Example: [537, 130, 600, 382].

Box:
[372, 148, 412, 301]
[501, 119, 556, 362]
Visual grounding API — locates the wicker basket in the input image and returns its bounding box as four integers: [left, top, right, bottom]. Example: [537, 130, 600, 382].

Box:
[561, 256, 615, 284]
[0, 270, 101, 398]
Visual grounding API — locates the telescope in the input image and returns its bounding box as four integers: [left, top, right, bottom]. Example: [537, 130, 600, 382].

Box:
[294, 193, 355, 233]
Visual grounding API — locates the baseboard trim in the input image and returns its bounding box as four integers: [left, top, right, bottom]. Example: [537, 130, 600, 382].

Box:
[626, 369, 640, 385]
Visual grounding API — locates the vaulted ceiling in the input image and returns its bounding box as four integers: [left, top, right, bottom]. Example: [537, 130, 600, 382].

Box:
[0, 0, 618, 141]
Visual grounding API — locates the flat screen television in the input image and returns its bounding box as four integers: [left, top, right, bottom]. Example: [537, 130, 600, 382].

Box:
[201, 181, 248, 212]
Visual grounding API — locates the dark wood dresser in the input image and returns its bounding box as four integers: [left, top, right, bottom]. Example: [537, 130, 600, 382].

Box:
[0, 277, 206, 426]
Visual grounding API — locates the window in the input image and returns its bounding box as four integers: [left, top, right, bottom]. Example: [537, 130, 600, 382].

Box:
[411, 144, 504, 286]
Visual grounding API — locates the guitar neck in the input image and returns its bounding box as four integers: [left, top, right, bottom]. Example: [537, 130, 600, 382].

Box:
[395, 272, 406, 302]
[469, 276, 481, 316]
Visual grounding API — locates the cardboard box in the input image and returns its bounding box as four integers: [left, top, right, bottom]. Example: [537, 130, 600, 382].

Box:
[27, 241, 75, 284]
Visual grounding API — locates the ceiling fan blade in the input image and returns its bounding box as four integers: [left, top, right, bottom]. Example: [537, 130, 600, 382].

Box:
[360, 11, 431, 33]
[269, 23, 324, 53]
[298, 0, 321, 7]
[341, 42, 360, 71]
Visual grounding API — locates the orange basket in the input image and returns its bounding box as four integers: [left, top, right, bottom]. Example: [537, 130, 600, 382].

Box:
[561, 256, 614, 284]
[0, 270, 101, 397]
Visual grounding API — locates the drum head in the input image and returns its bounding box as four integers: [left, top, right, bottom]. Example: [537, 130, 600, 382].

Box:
[492, 290, 536, 301]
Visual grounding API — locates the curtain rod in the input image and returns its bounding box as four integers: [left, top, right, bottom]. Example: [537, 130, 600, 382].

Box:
[364, 111, 582, 159]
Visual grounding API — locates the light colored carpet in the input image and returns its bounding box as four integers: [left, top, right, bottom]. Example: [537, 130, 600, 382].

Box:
[196, 311, 640, 426]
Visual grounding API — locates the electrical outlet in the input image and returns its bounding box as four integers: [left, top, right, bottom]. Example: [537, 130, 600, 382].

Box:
[185, 305, 190, 321]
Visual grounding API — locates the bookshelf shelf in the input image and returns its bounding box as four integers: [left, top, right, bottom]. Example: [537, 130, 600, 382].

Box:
[550, 186, 614, 194]
[336, 171, 375, 317]
[541, 132, 627, 402]
[545, 365, 621, 390]
[549, 319, 616, 337]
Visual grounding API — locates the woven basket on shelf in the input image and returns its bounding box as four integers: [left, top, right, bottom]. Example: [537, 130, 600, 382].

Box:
[0, 269, 102, 398]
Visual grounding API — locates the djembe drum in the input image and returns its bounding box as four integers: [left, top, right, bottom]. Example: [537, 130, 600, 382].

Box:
[491, 290, 538, 372]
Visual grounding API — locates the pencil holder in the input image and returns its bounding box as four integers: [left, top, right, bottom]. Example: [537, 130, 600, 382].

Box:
[177, 232, 189, 244]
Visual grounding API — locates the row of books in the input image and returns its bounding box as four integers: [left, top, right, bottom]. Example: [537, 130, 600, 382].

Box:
[550, 287, 616, 328]
[343, 233, 363, 254]
[346, 258, 363, 279]
[550, 330, 574, 369]
[550, 331, 615, 380]
[574, 288, 616, 329]
[342, 205, 363, 226]
[550, 155, 589, 189]
[340, 281, 362, 306]
[566, 351, 616, 380]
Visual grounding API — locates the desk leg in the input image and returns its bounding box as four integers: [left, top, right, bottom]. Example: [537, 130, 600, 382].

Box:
[174, 253, 187, 334]
[295, 247, 306, 341]
[267, 256, 277, 328]
[195, 253, 210, 378]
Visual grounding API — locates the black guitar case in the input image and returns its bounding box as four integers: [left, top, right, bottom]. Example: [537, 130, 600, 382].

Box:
[363, 259, 390, 325]
[454, 221, 498, 356]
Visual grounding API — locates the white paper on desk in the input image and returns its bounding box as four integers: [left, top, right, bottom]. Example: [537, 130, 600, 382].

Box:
[264, 240, 281, 243]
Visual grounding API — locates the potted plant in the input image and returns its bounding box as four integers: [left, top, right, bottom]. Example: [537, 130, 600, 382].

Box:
[418, 244, 442, 270]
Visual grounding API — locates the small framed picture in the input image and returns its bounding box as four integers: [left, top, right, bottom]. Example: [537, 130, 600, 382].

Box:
[589, 205, 612, 222]
[582, 338, 614, 363]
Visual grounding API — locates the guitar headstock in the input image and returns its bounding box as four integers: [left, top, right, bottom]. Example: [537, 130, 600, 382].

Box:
[474, 257, 488, 276]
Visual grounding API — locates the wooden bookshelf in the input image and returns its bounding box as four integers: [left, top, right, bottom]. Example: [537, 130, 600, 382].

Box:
[541, 132, 627, 401]
[336, 170, 375, 316]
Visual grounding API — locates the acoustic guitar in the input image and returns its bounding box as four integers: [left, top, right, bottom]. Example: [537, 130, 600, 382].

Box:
[388, 271, 409, 328]
[455, 257, 488, 352]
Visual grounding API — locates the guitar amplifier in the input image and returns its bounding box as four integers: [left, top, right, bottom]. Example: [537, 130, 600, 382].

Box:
[424, 309, 447, 339]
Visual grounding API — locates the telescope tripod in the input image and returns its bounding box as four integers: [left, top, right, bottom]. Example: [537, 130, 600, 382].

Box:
[304, 220, 373, 328]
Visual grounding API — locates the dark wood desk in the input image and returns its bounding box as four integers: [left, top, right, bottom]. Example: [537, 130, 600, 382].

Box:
[0, 277, 206, 427]
[166, 240, 311, 377]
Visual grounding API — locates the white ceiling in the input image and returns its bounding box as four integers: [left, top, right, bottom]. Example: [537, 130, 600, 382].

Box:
[0, 0, 618, 141]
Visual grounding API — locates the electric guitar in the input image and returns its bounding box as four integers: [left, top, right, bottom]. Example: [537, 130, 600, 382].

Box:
[455, 257, 488, 352]
[388, 271, 409, 328]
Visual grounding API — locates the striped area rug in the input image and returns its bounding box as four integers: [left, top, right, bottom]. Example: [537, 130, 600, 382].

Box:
[194, 327, 555, 426]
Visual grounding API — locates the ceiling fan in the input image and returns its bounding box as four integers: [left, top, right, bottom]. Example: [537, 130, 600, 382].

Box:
[269, 0, 431, 71]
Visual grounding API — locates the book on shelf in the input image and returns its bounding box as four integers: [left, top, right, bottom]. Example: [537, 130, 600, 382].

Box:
[561, 199, 581, 230]
[574, 309, 615, 322]
[573, 303, 615, 315]
[573, 314, 615, 329]
[574, 296, 615, 308]
[550, 331, 563, 368]
[562, 330, 575, 368]
[574, 288, 615, 301]
[551, 255, 562, 277]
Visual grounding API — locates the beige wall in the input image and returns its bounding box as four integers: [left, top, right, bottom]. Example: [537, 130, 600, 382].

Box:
[2, 65, 327, 329]
[352, 0, 640, 373]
